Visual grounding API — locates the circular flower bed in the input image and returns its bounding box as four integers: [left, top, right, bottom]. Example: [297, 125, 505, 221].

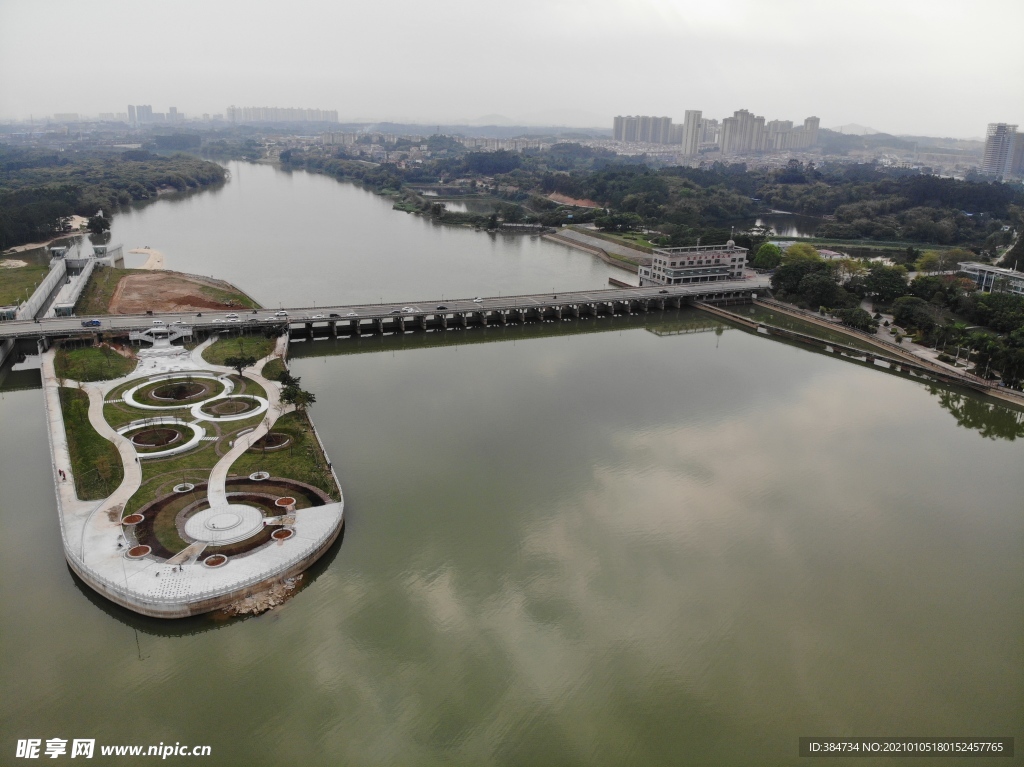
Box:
[203, 554, 228, 568]
[271, 528, 294, 541]
[252, 432, 291, 451]
[151, 381, 208, 401]
[130, 428, 182, 448]
[126, 544, 151, 559]
[122, 513, 144, 526]
[201, 398, 255, 416]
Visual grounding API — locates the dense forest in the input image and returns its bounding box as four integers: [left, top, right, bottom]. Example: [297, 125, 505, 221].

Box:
[0, 148, 226, 249]
[281, 141, 1023, 255]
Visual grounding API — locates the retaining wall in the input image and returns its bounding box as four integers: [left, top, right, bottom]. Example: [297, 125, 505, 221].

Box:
[17, 258, 67, 320]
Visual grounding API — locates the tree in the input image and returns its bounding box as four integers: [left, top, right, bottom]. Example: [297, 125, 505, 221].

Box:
[87, 215, 110, 234]
[833, 307, 877, 332]
[281, 384, 316, 411]
[224, 355, 256, 377]
[752, 242, 782, 269]
[834, 257, 868, 283]
[864, 263, 909, 303]
[915, 251, 941, 274]
[797, 272, 841, 308]
[782, 242, 821, 263]
[891, 296, 938, 333]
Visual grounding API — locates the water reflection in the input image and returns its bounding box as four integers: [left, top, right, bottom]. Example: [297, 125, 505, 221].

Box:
[931, 387, 1024, 440]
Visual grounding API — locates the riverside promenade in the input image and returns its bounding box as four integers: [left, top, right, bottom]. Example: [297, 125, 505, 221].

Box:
[42, 335, 344, 618]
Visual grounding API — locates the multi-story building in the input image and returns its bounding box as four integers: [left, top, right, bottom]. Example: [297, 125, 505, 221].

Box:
[681, 110, 702, 156]
[638, 241, 748, 286]
[613, 115, 675, 144]
[981, 123, 1019, 179]
[958, 262, 1024, 297]
[127, 105, 136, 125]
[226, 106, 339, 123]
[131, 103, 152, 123]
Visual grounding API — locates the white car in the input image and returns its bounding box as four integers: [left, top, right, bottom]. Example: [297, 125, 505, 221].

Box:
[225, 313, 239, 319]
[401, 306, 418, 313]
[346, 311, 358, 317]
[275, 310, 288, 317]
[311, 313, 325, 319]
[152, 319, 165, 325]
[171, 320, 185, 325]
[227, 317, 241, 323]
[472, 297, 483, 303]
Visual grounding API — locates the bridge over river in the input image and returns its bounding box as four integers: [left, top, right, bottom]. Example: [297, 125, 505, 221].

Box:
[0, 278, 770, 348]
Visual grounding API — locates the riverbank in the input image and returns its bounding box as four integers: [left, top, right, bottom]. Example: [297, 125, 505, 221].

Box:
[1, 217, 89, 255]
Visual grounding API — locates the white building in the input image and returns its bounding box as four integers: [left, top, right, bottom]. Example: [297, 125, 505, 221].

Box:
[958, 262, 1024, 297]
[639, 241, 748, 286]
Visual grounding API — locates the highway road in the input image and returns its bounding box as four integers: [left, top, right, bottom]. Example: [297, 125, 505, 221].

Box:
[0, 277, 770, 341]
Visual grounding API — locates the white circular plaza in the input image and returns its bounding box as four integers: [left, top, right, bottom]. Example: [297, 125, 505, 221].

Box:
[184, 504, 265, 546]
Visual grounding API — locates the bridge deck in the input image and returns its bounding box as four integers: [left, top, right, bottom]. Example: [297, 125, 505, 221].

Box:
[0, 278, 769, 341]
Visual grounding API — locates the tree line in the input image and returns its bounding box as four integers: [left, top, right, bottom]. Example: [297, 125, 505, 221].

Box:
[0, 147, 227, 249]
[280, 141, 1022, 255]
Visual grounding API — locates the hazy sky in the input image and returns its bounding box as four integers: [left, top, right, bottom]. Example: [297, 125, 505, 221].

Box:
[1, 0, 1021, 137]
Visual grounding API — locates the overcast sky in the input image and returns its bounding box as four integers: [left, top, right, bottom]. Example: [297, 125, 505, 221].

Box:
[1, 0, 1021, 137]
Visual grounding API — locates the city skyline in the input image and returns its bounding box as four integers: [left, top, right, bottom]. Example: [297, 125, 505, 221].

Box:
[1, 0, 1022, 138]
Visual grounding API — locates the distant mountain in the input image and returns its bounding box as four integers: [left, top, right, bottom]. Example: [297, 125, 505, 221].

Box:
[830, 123, 881, 135]
[467, 114, 517, 127]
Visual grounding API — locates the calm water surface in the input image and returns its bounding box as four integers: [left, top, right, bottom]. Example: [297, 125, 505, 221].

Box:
[110, 162, 620, 305]
[2, 166, 1022, 766]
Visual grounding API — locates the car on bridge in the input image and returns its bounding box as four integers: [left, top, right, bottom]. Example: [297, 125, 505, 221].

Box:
[275, 310, 288, 317]
[436, 305, 448, 311]
[80, 319, 101, 327]
[226, 313, 239, 319]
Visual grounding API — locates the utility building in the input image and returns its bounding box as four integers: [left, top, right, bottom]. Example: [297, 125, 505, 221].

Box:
[639, 242, 748, 286]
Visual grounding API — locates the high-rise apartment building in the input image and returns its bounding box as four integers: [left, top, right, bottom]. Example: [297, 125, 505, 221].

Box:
[614, 110, 818, 153]
[981, 123, 1019, 179]
[226, 106, 339, 123]
[681, 110, 702, 156]
[127, 105, 137, 125]
[612, 115, 675, 144]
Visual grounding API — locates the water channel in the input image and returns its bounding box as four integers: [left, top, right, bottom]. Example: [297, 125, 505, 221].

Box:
[1, 162, 1021, 765]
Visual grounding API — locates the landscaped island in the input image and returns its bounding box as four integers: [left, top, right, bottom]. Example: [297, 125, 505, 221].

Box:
[43, 332, 343, 618]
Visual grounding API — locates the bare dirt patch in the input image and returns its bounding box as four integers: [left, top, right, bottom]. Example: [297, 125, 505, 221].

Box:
[547, 192, 602, 208]
[107, 271, 254, 314]
[0, 259, 29, 269]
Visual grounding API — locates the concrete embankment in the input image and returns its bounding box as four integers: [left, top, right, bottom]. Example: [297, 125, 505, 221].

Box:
[542, 229, 649, 274]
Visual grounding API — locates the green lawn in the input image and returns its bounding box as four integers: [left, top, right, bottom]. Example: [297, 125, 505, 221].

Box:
[202, 335, 276, 366]
[231, 411, 339, 500]
[261, 357, 286, 381]
[59, 387, 124, 501]
[0, 262, 50, 306]
[55, 345, 137, 382]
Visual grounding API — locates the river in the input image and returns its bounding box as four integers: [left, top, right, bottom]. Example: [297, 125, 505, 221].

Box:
[1, 162, 1021, 766]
